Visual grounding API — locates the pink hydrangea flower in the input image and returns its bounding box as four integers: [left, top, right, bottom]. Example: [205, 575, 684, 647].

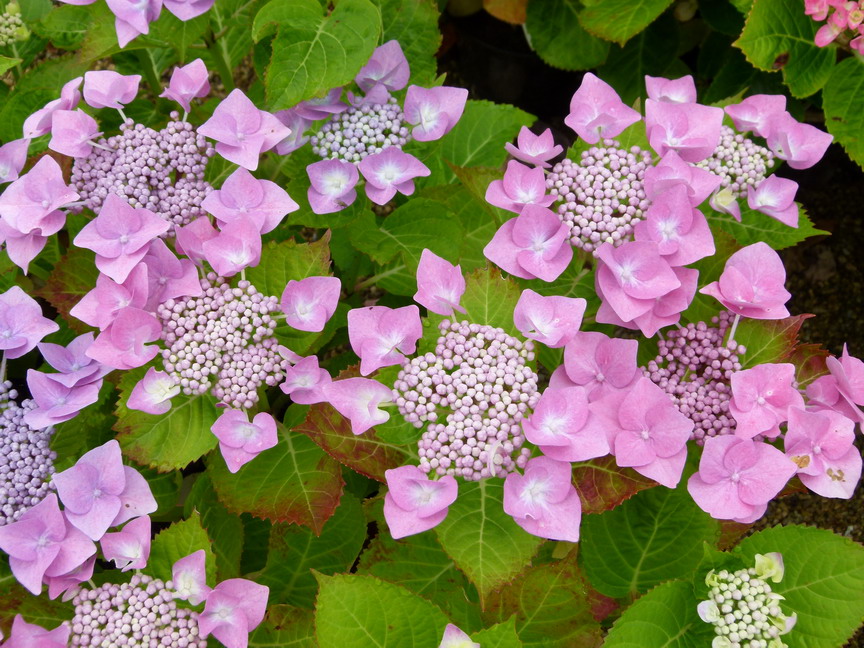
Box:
[403, 85, 469, 142]
[513, 289, 585, 348]
[483, 204, 573, 281]
[48, 109, 101, 158]
[22, 370, 101, 430]
[73, 193, 169, 283]
[279, 355, 331, 405]
[106, 0, 163, 47]
[172, 550, 211, 605]
[22, 77, 82, 138]
[100, 515, 151, 571]
[643, 150, 722, 206]
[37, 332, 109, 389]
[485, 160, 557, 214]
[160, 58, 210, 113]
[322, 377, 392, 435]
[82, 70, 140, 110]
[687, 435, 797, 523]
[0, 494, 96, 595]
[127, 367, 181, 415]
[86, 306, 162, 370]
[522, 386, 609, 462]
[561, 331, 639, 399]
[438, 624, 480, 648]
[564, 72, 640, 144]
[503, 455, 582, 542]
[746, 175, 799, 228]
[805, 0, 830, 21]
[784, 408, 861, 499]
[589, 377, 693, 487]
[70, 263, 150, 330]
[0, 155, 78, 237]
[293, 88, 347, 121]
[347, 305, 422, 375]
[814, 8, 847, 46]
[709, 187, 742, 222]
[504, 126, 563, 168]
[359, 148, 431, 204]
[202, 167, 298, 234]
[765, 112, 833, 170]
[645, 99, 724, 163]
[414, 249, 466, 316]
[175, 216, 219, 266]
[2, 615, 70, 648]
[198, 579, 269, 648]
[644, 74, 697, 103]
[699, 242, 791, 320]
[383, 465, 458, 539]
[729, 363, 804, 439]
[163, 0, 215, 21]
[724, 95, 787, 138]
[211, 410, 279, 473]
[307, 158, 359, 214]
[633, 184, 715, 266]
[0, 138, 30, 185]
[201, 219, 262, 277]
[141, 239, 203, 310]
[280, 276, 341, 332]
[274, 108, 312, 155]
[198, 89, 290, 171]
[355, 40, 410, 93]
[0, 286, 59, 359]
[807, 344, 864, 424]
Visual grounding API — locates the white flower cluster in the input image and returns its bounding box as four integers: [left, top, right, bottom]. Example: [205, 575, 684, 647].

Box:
[697, 553, 796, 648]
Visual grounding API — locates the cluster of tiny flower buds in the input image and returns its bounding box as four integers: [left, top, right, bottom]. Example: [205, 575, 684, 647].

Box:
[158, 274, 286, 409]
[70, 573, 206, 648]
[310, 97, 411, 163]
[70, 114, 214, 231]
[393, 320, 539, 480]
[0, 381, 56, 526]
[546, 140, 652, 252]
[644, 312, 746, 443]
[699, 563, 794, 648]
[0, 2, 27, 46]
[806, 0, 864, 53]
[696, 126, 775, 198]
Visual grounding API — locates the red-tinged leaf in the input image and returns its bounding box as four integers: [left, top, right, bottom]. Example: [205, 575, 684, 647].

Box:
[482, 555, 603, 647]
[0, 562, 73, 632]
[717, 520, 751, 551]
[734, 313, 813, 369]
[35, 246, 98, 333]
[484, 0, 528, 24]
[572, 456, 658, 515]
[789, 341, 830, 387]
[208, 423, 343, 534]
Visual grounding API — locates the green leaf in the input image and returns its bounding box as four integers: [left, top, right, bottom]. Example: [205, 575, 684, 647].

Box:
[254, 492, 366, 606]
[733, 0, 836, 98]
[823, 57, 864, 170]
[209, 423, 344, 533]
[471, 617, 523, 647]
[142, 10, 210, 62]
[138, 466, 182, 521]
[578, 0, 675, 46]
[114, 367, 220, 472]
[703, 203, 827, 250]
[482, 556, 602, 647]
[19, 0, 53, 22]
[435, 479, 543, 601]
[314, 573, 450, 648]
[737, 525, 864, 648]
[572, 456, 659, 514]
[145, 511, 218, 585]
[246, 233, 333, 298]
[603, 580, 713, 647]
[0, 55, 20, 74]
[372, 0, 441, 86]
[32, 4, 91, 49]
[581, 484, 720, 598]
[525, 0, 609, 70]
[264, 0, 382, 110]
[0, 88, 54, 143]
[204, 0, 262, 75]
[732, 314, 811, 369]
[249, 605, 317, 647]
[185, 473, 246, 579]
[459, 266, 524, 336]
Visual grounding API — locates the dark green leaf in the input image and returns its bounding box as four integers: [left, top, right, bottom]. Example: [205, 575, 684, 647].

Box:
[525, 0, 609, 70]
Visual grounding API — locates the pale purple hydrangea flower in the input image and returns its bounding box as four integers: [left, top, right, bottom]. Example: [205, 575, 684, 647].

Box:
[764, 112, 833, 170]
[210, 409, 278, 473]
[413, 249, 466, 316]
[485, 160, 557, 214]
[0, 138, 29, 185]
[280, 275, 341, 332]
[126, 367, 181, 415]
[306, 158, 359, 214]
[104, 0, 163, 47]
[99, 515, 151, 571]
[644, 74, 697, 103]
[2, 615, 70, 648]
[522, 386, 609, 462]
[347, 305, 422, 376]
[82, 70, 140, 111]
[358, 147, 430, 204]
[383, 465, 458, 538]
[402, 85, 468, 142]
[22, 76, 82, 138]
[201, 219, 262, 277]
[503, 455, 582, 542]
[202, 167, 298, 234]
[556, 330, 640, 399]
[645, 99, 724, 163]
[504, 126, 563, 168]
[198, 578, 269, 648]
[280, 355, 331, 405]
[22, 370, 101, 430]
[724, 94, 787, 139]
[355, 40, 410, 93]
[0, 286, 59, 359]
[86, 306, 162, 371]
[746, 175, 799, 228]
[172, 549, 210, 605]
[564, 73, 640, 144]
[49, 109, 101, 158]
[160, 58, 210, 113]
[729, 363, 804, 439]
[807, 344, 864, 425]
[141, 239, 204, 310]
[322, 377, 392, 435]
[512, 288, 585, 348]
[438, 624, 480, 648]
[70, 263, 149, 330]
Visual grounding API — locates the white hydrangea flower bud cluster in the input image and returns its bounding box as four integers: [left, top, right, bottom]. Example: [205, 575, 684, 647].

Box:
[697, 553, 796, 648]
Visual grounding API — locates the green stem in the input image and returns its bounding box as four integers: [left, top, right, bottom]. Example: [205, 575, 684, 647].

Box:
[136, 49, 161, 95]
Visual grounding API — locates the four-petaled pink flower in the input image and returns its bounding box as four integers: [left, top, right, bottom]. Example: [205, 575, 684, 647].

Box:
[564, 72, 641, 145]
[198, 89, 291, 171]
[202, 167, 298, 234]
[589, 377, 693, 487]
[513, 289, 585, 348]
[699, 242, 791, 320]
[172, 550, 211, 605]
[141, 239, 204, 310]
[22, 369, 101, 430]
[201, 219, 262, 277]
[73, 193, 169, 283]
[403, 85, 469, 142]
[724, 94, 787, 138]
[503, 455, 582, 542]
[730, 363, 804, 439]
[633, 185, 715, 266]
[806, 344, 864, 425]
[383, 465, 458, 539]
[105, 0, 163, 47]
[558, 331, 639, 399]
[643, 150, 722, 206]
[280, 355, 332, 405]
[307, 158, 359, 214]
[483, 204, 573, 282]
[358, 148, 431, 205]
[23, 76, 82, 138]
[82, 70, 140, 110]
[765, 112, 833, 170]
[322, 377, 392, 435]
[347, 305, 422, 375]
[280, 276, 341, 332]
[160, 58, 210, 113]
[785, 407, 861, 499]
[485, 160, 556, 214]
[0, 138, 30, 185]
[70, 263, 149, 330]
[0, 494, 96, 595]
[522, 386, 609, 462]
[48, 109, 101, 158]
[645, 99, 724, 163]
[2, 614, 70, 648]
[355, 40, 410, 93]
[687, 435, 797, 523]
[198, 578, 269, 648]
[175, 216, 219, 266]
[86, 306, 162, 370]
[746, 175, 799, 228]
[504, 126, 563, 168]
[0, 286, 59, 359]
[99, 515, 151, 571]
[127, 367, 181, 415]
[645, 74, 697, 103]
[211, 410, 279, 473]
[37, 332, 109, 389]
[413, 249, 466, 316]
